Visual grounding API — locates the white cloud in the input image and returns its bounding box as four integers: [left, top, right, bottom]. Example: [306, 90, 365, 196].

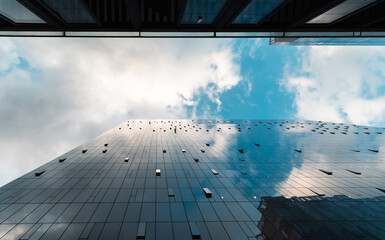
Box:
[236, 38, 262, 59]
[282, 46, 385, 126]
[0, 37, 242, 186]
[0, 38, 19, 71]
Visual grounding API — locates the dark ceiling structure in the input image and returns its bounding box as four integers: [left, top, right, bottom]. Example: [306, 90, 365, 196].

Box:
[0, 0, 385, 39]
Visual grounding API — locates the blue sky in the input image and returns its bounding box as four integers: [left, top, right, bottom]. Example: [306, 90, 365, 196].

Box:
[189, 38, 298, 119]
[1, 37, 385, 186]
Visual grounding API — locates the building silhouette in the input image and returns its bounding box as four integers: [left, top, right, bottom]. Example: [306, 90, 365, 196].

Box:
[0, 0, 385, 44]
[0, 119, 384, 239]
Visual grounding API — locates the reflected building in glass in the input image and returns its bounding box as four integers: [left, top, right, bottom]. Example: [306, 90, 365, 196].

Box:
[257, 195, 385, 240]
[0, 119, 384, 239]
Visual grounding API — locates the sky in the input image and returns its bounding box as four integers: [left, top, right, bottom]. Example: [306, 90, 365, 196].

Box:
[1, 37, 385, 186]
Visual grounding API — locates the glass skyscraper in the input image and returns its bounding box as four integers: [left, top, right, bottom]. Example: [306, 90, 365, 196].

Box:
[0, 119, 384, 239]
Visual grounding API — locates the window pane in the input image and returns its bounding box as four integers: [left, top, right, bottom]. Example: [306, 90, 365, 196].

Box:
[181, 0, 227, 24]
[41, 0, 96, 23]
[307, 0, 377, 24]
[0, 0, 45, 23]
[233, 0, 285, 24]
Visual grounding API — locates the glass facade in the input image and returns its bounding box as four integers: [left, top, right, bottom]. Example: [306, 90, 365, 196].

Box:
[307, 0, 377, 24]
[270, 37, 385, 46]
[0, 0, 45, 24]
[0, 0, 385, 42]
[258, 195, 385, 239]
[181, 0, 227, 24]
[41, 0, 97, 24]
[0, 119, 384, 239]
[232, 0, 285, 24]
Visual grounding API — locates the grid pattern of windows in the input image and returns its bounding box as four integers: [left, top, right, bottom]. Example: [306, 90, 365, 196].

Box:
[0, 119, 384, 239]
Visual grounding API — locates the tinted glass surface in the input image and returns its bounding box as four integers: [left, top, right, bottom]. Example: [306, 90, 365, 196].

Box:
[232, 0, 285, 24]
[182, 0, 227, 24]
[0, 0, 45, 23]
[41, 0, 96, 24]
[0, 119, 384, 239]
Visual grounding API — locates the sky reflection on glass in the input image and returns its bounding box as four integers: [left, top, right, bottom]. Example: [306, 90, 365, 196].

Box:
[0, 119, 384, 239]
